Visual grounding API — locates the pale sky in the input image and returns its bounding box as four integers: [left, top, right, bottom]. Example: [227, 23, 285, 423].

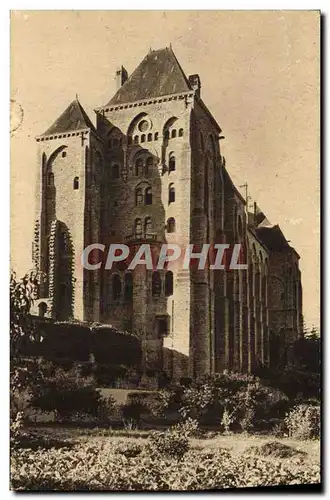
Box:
[10, 10, 320, 328]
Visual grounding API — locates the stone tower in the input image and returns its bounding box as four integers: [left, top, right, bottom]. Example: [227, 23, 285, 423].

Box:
[33, 99, 103, 322]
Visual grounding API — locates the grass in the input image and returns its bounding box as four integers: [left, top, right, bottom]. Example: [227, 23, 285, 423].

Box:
[23, 425, 320, 464]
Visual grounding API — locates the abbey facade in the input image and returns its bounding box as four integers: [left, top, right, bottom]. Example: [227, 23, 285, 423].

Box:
[32, 47, 303, 378]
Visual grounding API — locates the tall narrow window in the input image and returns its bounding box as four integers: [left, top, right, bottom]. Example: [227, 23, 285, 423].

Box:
[145, 187, 152, 205]
[171, 129, 177, 138]
[165, 271, 173, 296]
[147, 133, 152, 142]
[141, 134, 146, 143]
[112, 274, 122, 300]
[135, 187, 143, 206]
[154, 132, 159, 141]
[135, 218, 142, 237]
[112, 164, 120, 179]
[145, 157, 153, 177]
[204, 161, 208, 212]
[73, 176, 79, 190]
[169, 154, 176, 172]
[169, 184, 175, 204]
[152, 271, 162, 297]
[178, 128, 184, 137]
[124, 273, 133, 302]
[134, 135, 139, 144]
[47, 172, 54, 186]
[144, 217, 152, 235]
[167, 217, 176, 233]
[135, 158, 143, 176]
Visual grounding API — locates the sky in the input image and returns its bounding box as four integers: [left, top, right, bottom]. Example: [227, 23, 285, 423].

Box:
[10, 10, 320, 328]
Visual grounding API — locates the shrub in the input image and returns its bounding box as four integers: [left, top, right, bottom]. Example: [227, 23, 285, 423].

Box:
[31, 363, 104, 422]
[114, 441, 143, 458]
[148, 429, 189, 460]
[284, 405, 320, 440]
[246, 441, 307, 459]
[121, 401, 150, 426]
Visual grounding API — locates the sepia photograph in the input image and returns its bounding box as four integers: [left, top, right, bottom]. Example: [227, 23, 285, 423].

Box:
[10, 10, 320, 492]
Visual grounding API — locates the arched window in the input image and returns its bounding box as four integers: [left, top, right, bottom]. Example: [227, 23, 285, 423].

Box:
[112, 274, 122, 300]
[47, 172, 54, 186]
[135, 218, 142, 237]
[169, 154, 176, 172]
[141, 134, 146, 143]
[178, 128, 184, 137]
[144, 217, 152, 235]
[135, 187, 143, 206]
[135, 158, 143, 176]
[165, 271, 173, 296]
[154, 132, 159, 141]
[145, 157, 153, 177]
[152, 271, 162, 297]
[145, 186, 152, 205]
[169, 184, 175, 204]
[147, 133, 152, 142]
[134, 135, 139, 144]
[171, 129, 177, 138]
[124, 273, 133, 302]
[167, 217, 176, 233]
[38, 302, 47, 318]
[200, 132, 205, 151]
[112, 164, 120, 179]
[73, 177, 79, 190]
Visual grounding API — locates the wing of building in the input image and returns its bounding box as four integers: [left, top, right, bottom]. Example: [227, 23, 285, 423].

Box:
[32, 47, 303, 379]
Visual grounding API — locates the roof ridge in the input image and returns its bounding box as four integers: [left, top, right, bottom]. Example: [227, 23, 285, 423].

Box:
[106, 47, 192, 106]
[41, 98, 96, 137]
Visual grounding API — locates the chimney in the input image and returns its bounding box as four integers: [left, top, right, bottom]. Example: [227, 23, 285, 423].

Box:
[116, 66, 128, 90]
[188, 74, 201, 98]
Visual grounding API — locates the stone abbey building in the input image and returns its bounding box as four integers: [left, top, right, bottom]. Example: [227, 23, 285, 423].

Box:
[32, 47, 303, 378]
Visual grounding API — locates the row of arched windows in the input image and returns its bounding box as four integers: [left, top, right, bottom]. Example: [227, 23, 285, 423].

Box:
[164, 129, 184, 140]
[152, 271, 173, 297]
[127, 128, 184, 146]
[133, 217, 176, 236]
[135, 157, 153, 176]
[135, 217, 153, 236]
[111, 271, 173, 300]
[135, 185, 152, 206]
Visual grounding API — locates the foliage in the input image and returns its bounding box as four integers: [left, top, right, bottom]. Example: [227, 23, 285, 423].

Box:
[31, 363, 112, 422]
[246, 441, 307, 459]
[11, 438, 320, 491]
[160, 372, 274, 432]
[284, 405, 320, 440]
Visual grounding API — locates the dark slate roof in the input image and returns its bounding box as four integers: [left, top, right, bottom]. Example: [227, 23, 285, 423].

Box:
[107, 47, 192, 105]
[256, 225, 290, 251]
[41, 99, 96, 136]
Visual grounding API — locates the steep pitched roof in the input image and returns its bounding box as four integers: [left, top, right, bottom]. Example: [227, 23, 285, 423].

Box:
[107, 47, 192, 105]
[41, 99, 96, 136]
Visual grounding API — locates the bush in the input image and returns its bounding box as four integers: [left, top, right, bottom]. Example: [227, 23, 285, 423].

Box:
[31, 363, 105, 422]
[246, 441, 307, 459]
[284, 405, 320, 440]
[148, 429, 189, 460]
[114, 441, 143, 458]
